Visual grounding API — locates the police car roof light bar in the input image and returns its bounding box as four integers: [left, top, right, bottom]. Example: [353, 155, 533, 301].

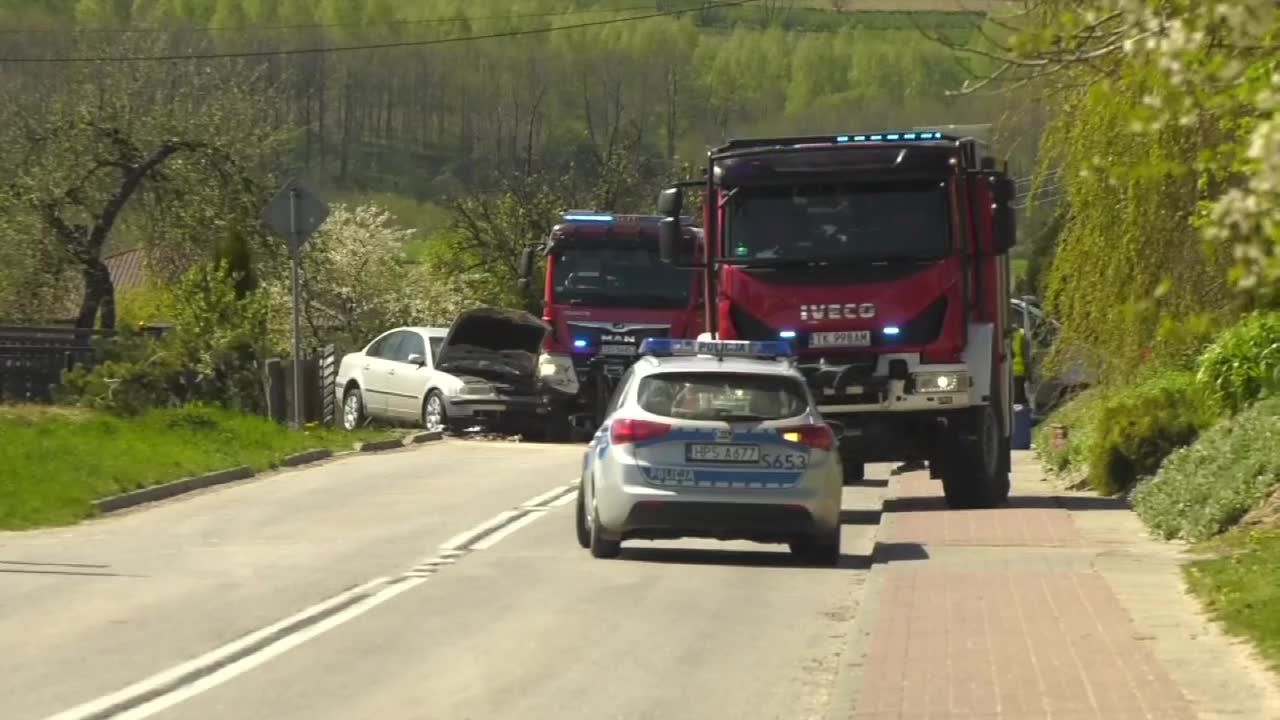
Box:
[638, 338, 794, 360]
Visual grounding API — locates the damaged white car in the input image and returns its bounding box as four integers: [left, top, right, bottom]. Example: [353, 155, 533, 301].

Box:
[335, 308, 563, 438]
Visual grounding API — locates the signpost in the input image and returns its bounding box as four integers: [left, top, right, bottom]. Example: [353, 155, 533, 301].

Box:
[263, 179, 329, 429]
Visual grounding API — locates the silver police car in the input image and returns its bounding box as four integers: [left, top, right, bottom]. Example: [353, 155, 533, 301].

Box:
[574, 338, 844, 565]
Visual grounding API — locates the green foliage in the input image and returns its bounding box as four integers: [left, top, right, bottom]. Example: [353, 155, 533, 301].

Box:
[61, 262, 269, 414]
[1133, 396, 1280, 542]
[1035, 371, 1220, 496]
[0, 403, 393, 529]
[1185, 527, 1280, 671]
[1084, 371, 1219, 496]
[1039, 61, 1233, 382]
[1196, 311, 1280, 414]
[1034, 385, 1104, 478]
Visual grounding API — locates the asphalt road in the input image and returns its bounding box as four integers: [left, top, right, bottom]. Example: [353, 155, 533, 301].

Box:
[0, 439, 886, 720]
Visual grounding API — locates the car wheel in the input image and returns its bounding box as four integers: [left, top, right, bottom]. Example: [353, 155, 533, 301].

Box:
[842, 460, 865, 485]
[587, 489, 621, 559]
[789, 528, 841, 567]
[341, 386, 365, 431]
[422, 391, 448, 433]
[574, 484, 591, 549]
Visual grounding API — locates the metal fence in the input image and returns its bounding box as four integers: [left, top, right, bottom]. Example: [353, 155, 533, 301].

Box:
[0, 326, 110, 402]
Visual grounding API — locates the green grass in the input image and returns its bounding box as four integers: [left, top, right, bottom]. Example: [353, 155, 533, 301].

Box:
[1186, 527, 1280, 671]
[0, 405, 395, 530]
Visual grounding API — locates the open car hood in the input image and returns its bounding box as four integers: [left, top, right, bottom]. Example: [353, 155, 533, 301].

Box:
[435, 307, 550, 383]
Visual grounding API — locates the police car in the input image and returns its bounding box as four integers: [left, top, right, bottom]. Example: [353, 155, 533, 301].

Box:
[574, 338, 845, 564]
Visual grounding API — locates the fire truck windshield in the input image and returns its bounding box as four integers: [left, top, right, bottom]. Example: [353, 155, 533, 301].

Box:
[550, 247, 693, 309]
[725, 179, 951, 264]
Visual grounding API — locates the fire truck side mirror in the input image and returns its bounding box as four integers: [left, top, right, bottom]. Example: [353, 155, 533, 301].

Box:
[517, 247, 535, 284]
[658, 217, 684, 265]
[992, 176, 1018, 253]
[657, 186, 684, 218]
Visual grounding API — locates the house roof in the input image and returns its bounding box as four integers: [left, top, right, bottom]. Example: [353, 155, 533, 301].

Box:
[104, 247, 148, 292]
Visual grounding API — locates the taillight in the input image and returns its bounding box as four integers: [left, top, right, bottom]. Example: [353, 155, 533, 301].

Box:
[610, 418, 672, 445]
[780, 424, 836, 451]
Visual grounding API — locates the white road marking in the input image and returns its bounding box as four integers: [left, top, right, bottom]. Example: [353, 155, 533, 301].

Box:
[109, 577, 429, 720]
[549, 489, 579, 507]
[520, 485, 573, 508]
[43, 575, 392, 720]
[44, 480, 581, 720]
[470, 511, 547, 550]
[438, 510, 522, 551]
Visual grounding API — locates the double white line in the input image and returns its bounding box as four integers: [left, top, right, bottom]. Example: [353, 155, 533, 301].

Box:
[45, 482, 580, 720]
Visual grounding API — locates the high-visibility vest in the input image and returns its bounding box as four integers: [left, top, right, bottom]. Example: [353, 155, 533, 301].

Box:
[1012, 327, 1027, 377]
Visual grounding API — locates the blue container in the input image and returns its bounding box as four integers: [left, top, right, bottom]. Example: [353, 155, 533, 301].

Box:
[1011, 404, 1032, 450]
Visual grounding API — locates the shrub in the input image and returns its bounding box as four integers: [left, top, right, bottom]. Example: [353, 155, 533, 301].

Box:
[1034, 385, 1105, 476]
[1196, 311, 1280, 414]
[60, 262, 267, 415]
[1083, 370, 1220, 495]
[1132, 396, 1280, 542]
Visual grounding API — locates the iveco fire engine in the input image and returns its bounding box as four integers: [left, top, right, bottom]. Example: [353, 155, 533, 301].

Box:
[518, 212, 704, 432]
[653, 130, 1019, 508]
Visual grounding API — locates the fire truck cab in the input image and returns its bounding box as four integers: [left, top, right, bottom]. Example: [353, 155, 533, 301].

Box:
[519, 212, 704, 433]
[653, 130, 1019, 509]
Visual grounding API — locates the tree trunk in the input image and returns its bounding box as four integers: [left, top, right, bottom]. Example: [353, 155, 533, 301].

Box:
[76, 257, 116, 329]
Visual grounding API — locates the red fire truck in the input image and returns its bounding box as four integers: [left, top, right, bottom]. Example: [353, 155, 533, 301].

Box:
[652, 130, 1019, 508]
[518, 212, 704, 433]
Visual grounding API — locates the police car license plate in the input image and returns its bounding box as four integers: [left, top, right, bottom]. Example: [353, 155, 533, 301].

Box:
[686, 443, 760, 464]
[810, 331, 872, 348]
[601, 344, 636, 357]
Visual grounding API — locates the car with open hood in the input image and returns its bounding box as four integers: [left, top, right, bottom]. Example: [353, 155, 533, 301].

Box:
[335, 308, 563, 438]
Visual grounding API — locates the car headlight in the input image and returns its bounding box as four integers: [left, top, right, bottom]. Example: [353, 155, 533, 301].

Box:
[913, 371, 967, 393]
[460, 382, 495, 397]
[537, 353, 579, 394]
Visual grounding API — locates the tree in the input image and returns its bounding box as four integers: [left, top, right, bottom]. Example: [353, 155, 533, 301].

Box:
[264, 203, 456, 353]
[0, 42, 282, 329]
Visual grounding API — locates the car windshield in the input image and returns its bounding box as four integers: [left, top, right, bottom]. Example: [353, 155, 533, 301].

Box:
[637, 372, 810, 421]
[550, 247, 693, 309]
[725, 179, 951, 263]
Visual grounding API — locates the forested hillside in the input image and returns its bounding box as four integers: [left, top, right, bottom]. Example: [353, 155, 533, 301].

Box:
[1, 0, 1042, 322]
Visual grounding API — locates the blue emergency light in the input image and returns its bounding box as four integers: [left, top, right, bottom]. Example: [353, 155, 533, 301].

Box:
[563, 213, 614, 222]
[835, 130, 943, 144]
[639, 338, 794, 360]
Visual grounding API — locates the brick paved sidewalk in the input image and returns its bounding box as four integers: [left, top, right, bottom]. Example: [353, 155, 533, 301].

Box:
[833, 453, 1280, 720]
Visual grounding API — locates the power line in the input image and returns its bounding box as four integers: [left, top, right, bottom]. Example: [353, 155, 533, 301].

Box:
[0, 1, 755, 64]
[0, 2, 678, 36]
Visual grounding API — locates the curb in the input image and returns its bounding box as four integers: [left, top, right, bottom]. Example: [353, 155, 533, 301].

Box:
[407, 430, 444, 445]
[354, 437, 407, 453]
[93, 466, 255, 514]
[280, 448, 333, 467]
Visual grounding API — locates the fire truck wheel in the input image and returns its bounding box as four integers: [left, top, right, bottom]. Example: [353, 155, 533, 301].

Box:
[940, 404, 1010, 509]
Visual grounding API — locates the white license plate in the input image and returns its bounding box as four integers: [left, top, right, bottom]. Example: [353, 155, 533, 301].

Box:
[600, 344, 636, 356]
[810, 330, 872, 348]
[686, 443, 760, 464]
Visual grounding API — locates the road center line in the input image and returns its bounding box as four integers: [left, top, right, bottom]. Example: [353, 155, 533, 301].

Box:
[44, 480, 579, 720]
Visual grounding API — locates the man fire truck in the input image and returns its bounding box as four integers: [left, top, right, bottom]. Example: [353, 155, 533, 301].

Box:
[652, 129, 1019, 509]
[518, 212, 704, 434]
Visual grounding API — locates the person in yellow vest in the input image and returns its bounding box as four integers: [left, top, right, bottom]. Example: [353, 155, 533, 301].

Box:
[1012, 325, 1029, 406]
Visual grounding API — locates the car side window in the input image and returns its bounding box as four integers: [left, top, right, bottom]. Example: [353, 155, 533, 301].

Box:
[366, 332, 392, 358]
[377, 332, 408, 361]
[400, 333, 426, 364]
[428, 336, 444, 364]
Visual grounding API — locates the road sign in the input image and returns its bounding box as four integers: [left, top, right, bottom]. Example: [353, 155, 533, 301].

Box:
[263, 178, 330, 430]
[263, 179, 329, 252]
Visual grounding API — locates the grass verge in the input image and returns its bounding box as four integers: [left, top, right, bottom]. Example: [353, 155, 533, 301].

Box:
[0, 404, 396, 530]
[1185, 527, 1280, 671]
